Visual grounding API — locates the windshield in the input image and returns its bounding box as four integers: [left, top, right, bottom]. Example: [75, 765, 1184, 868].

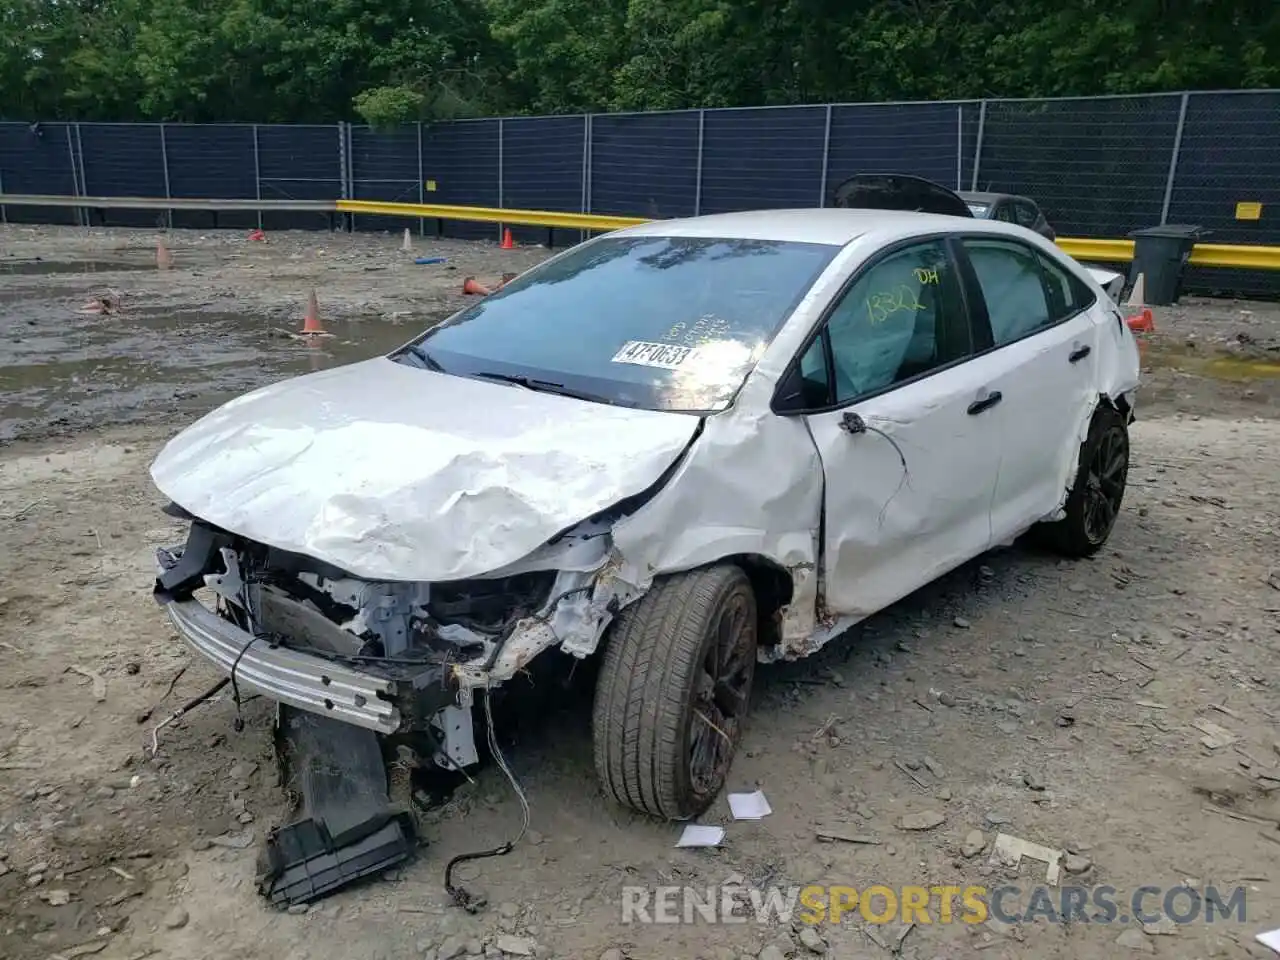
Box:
[965, 202, 991, 217]
[395, 234, 839, 412]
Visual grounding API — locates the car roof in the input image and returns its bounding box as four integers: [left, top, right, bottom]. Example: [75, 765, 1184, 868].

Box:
[616, 208, 989, 247]
[958, 190, 1029, 204]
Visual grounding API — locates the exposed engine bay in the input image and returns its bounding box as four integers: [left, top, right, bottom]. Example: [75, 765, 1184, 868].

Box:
[153, 512, 627, 771]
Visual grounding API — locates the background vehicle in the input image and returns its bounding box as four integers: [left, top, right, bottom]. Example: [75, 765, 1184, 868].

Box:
[150, 180, 1139, 888]
[958, 190, 1057, 240]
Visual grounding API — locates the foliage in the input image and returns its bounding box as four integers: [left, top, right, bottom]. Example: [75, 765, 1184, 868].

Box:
[353, 86, 426, 128]
[1, 0, 1276, 120]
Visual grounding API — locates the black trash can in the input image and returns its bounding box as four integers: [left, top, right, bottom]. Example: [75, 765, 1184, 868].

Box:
[1127, 224, 1206, 306]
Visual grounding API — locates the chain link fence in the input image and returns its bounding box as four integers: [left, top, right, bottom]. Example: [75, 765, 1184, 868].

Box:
[2, 90, 1277, 292]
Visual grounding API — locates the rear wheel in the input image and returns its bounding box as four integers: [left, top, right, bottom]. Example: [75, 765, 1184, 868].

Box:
[1038, 405, 1130, 557]
[592, 565, 757, 820]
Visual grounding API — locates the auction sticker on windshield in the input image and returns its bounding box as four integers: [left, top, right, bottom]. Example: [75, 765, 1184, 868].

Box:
[612, 340, 693, 369]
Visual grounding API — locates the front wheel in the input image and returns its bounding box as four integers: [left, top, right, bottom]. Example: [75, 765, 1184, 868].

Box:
[592, 565, 757, 820]
[1038, 404, 1130, 557]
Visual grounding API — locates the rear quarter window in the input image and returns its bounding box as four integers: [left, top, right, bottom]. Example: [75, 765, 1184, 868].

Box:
[1036, 252, 1096, 320]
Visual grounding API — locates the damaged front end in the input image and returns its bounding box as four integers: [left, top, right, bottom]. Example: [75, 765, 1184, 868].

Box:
[154, 509, 635, 905]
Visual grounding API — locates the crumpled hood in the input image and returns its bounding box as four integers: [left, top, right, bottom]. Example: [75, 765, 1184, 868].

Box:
[150, 358, 700, 582]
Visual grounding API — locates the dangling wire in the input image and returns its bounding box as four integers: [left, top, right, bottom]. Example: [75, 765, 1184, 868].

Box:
[443, 685, 530, 913]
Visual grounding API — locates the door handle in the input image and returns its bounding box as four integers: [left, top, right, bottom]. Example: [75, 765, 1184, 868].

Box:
[967, 391, 1002, 416]
[1069, 344, 1092, 363]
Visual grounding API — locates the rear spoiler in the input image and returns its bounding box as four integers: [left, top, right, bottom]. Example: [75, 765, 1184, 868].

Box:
[1084, 266, 1125, 301]
[831, 174, 973, 219]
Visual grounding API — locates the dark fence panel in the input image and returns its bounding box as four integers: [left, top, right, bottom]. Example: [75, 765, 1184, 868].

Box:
[503, 115, 585, 246]
[350, 125, 421, 234]
[700, 106, 827, 214]
[257, 124, 341, 230]
[826, 102, 963, 202]
[421, 120, 500, 241]
[2, 95, 1279, 297]
[0, 121, 79, 224]
[977, 95, 1182, 240]
[1170, 91, 1280, 298]
[165, 124, 258, 230]
[79, 123, 166, 227]
[959, 102, 981, 193]
[590, 111, 700, 220]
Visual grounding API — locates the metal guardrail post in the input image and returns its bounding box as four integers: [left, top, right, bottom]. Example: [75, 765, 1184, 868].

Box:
[159, 123, 173, 229]
[955, 105, 963, 191]
[0, 168, 7, 225]
[252, 124, 263, 230]
[497, 117, 505, 242]
[1160, 92, 1190, 226]
[819, 104, 833, 207]
[970, 100, 987, 191]
[694, 110, 705, 217]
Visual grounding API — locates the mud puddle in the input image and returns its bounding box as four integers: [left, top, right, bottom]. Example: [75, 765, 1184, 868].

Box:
[0, 307, 436, 442]
[1144, 342, 1280, 379]
[0, 258, 154, 276]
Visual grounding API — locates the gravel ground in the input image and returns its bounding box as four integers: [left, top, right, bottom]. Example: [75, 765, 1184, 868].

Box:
[2, 226, 1280, 960]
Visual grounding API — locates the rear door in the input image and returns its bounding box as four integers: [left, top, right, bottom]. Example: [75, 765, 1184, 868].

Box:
[957, 237, 1102, 543]
[791, 237, 1004, 618]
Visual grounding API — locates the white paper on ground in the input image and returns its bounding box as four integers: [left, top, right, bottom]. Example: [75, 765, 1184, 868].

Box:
[1255, 928, 1280, 954]
[728, 790, 772, 820]
[676, 825, 725, 848]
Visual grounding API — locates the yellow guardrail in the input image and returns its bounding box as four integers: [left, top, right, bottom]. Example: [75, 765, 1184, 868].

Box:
[1187, 243, 1280, 270]
[1054, 235, 1280, 270]
[1054, 238, 1135, 262]
[3, 192, 1280, 269]
[335, 199, 647, 232]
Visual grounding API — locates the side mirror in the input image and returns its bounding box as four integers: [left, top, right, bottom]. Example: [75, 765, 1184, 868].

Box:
[771, 365, 808, 414]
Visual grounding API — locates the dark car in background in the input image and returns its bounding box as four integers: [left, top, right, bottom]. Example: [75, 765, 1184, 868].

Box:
[958, 191, 1057, 241]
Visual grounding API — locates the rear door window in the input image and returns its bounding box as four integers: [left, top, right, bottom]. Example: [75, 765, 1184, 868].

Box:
[962, 239, 1096, 346]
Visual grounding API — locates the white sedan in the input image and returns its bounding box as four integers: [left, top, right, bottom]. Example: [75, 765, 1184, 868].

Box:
[151, 203, 1139, 823]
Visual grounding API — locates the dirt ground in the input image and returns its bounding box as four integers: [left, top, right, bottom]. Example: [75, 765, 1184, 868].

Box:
[2, 225, 1280, 960]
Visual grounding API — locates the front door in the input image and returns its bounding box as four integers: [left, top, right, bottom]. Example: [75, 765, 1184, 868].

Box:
[799, 238, 1004, 618]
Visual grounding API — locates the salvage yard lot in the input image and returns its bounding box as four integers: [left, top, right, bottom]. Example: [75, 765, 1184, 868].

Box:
[2, 225, 1280, 960]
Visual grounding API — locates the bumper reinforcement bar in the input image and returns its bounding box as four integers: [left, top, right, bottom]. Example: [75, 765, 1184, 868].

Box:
[163, 598, 400, 734]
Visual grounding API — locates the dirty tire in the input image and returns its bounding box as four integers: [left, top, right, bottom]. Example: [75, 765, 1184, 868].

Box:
[592, 565, 757, 820]
[1038, 405, 1130, 557]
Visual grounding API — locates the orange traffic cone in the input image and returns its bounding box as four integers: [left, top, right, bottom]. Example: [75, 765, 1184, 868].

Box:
[1126, 307, 1155, 334]
[462, 276, 492, 296]
[156, 240, 173, 270]
[500, 228, 514, 250]
[300, 290, 331, 336]
[1125, 307, 1154, 358]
